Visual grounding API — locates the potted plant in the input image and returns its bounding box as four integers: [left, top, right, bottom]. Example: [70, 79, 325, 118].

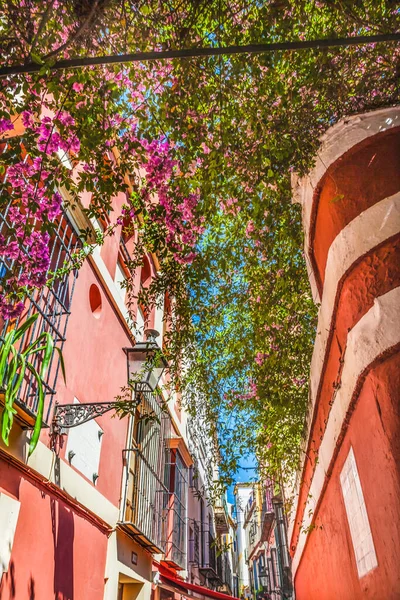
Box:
[0, 313, 65, 455]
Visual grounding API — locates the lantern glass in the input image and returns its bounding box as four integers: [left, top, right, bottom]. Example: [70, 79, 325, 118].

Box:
[125, 330, 167, 391]
[259, 568, 269, 590]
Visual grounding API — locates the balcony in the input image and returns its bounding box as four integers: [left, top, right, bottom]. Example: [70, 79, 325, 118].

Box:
[0, 208, 81, 427]
[119, 386, 171, 554]
[219, 553, 233, 595]
[120, 448, 168, 553]
[215, 497, 230, 534]
[247, 515, 261, 560]
[243, 493, 255, 526]
[260, 486, 275, 543]
[163, 452, 188, 570]
[199, 531, 220, 582]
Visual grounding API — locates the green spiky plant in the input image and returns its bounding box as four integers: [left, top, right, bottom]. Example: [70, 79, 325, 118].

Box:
[0, 313, 65, 455]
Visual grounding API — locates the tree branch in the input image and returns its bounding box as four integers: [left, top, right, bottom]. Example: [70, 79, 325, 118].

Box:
[43, 0, 102, 60]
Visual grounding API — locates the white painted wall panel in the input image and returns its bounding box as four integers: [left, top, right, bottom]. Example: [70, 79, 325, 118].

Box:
[0, 493, 21, 577]
[340, 447, 378, 578]
[115, 261, 127, 304]
[65, 398, 103, 483]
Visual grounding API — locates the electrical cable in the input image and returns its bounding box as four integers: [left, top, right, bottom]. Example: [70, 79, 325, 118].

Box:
[0, 33, 399, 77]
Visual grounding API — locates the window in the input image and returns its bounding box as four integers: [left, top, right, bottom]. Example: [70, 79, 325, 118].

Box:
[340, 447, 378, 578]
[268, 548, 281, 591]
[114, 260, 127, 303]
[253, 561, 258, 591]
[189, 459, 199, 490]
[273, 499, 290, 569]
[120, 384, 171, 553]
[165, 450, 188, 569]
[188, 519, 200, 565]
[0, 205, 81, 423]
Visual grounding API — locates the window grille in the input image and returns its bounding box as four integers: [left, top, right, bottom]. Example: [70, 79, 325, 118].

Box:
[268, 548, 280, 591]
[221, 552, 233, 591]
[0, 194, 81, 424]
[249, 515, 259, 547]
[164, 450, 188, 569]
[208, 531, 217, 572]
[188, 519, 200, 565]
[120, 385, 171, 553]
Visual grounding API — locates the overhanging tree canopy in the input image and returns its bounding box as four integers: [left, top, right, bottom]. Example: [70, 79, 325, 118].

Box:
[0, 0, 399, 485]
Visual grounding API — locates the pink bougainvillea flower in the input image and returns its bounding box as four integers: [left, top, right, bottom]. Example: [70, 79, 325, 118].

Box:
[0, 118, 14, 134]
[72, 82, 84, 93]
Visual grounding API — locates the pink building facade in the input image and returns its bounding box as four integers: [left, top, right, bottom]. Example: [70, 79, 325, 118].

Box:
[0, 143, 234, 600]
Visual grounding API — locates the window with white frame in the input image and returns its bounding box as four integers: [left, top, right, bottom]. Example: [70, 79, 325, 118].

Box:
[114, 260, 127, 303]
[340, 447, 378, 578]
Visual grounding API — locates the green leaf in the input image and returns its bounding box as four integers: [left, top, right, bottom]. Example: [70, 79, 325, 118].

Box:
[30, 52, 44, 65]
[330, 193, 344, 204]
[0, 329, 16, 387]
[54, 346, 66, 384]
[26, 362, 45, 457]
[13, 314, 39, 343]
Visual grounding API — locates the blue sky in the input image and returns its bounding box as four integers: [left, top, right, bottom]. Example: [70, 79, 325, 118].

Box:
[227, 453, 258, 504]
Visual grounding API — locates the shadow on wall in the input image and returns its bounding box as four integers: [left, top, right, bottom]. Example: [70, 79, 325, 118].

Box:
[52, 500, 75, 600]
[0, 561, 35, 600]
[0, 560, 16, 599]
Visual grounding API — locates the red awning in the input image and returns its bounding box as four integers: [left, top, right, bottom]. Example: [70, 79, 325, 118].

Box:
[159, 569, 239, 600]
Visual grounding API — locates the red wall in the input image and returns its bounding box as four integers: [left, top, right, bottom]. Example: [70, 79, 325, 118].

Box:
[310, 127, 400, 293]
[291, 127, 400, 554]
[0, 463, 108, 600]
[295, 353, 400, 600]
[293, 119, 400, 600]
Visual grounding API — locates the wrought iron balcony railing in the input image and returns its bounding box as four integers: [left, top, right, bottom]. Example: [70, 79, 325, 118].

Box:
[243, 493, 255, 526]
[119, 386, 171, 553]
[215, 496, 230, 534]
[260, 487, 275, 543]
[248, 514, 262, 559]
[198, 530, 223, 585]
[0, 203, 81, 427]
[120, 447, 168, 553]
[189, 519, 200, 565]
[164, 452, 188, 570]
[220, 552, 233, 593]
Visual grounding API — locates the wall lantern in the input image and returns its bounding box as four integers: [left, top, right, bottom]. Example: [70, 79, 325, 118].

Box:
[124, 329, 168, 392]
[258, 567, 270, 591]
[50, 329, 167, 441]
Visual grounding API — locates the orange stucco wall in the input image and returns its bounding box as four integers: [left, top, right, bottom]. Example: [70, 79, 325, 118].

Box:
[293, 117, 400, 600]
[291, 235, 400, 553]
[309, 127, 400, 293]
[295, 353, 400, 600]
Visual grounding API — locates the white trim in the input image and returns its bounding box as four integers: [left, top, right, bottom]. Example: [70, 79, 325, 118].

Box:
[309, 192, 400, 406]
[292, 106, 400, 302]
[292, 286, 400, 575]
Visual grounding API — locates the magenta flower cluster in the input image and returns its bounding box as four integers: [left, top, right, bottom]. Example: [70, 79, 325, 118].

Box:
[0, 109, 75, 319]
[140, 137, 204, 264]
